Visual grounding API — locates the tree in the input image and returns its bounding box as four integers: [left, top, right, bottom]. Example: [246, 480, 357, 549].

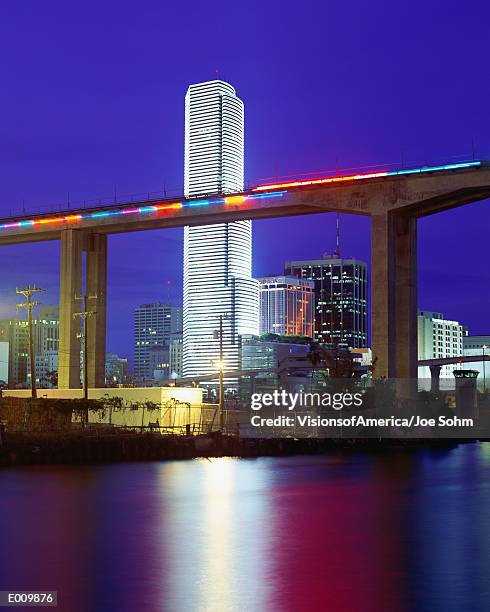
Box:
[41, 370, 58, 388]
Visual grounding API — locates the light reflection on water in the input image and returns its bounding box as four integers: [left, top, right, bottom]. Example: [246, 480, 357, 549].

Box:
[1, 444, 490, 611]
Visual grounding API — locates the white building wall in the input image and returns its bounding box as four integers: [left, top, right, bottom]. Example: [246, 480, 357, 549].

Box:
[418, 310, 465, 389]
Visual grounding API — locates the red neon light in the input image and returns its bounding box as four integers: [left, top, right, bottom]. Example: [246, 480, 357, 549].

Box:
[252, 171, 389, 192]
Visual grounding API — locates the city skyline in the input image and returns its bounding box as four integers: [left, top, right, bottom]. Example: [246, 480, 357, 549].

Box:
[0, 1, 488, 362]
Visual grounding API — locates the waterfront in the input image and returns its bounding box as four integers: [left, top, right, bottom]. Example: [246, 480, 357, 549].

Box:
[1, 444, 490, 611]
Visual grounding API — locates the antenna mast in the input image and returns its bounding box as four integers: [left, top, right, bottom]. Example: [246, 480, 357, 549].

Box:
[334, 214, 340, 258]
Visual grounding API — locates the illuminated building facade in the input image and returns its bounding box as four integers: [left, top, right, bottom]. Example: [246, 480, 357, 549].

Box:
[133, 303, 182, 382]
[183, 80, 259, 378]
[418, 310, 465, 382]
[285, 255, 368, 348]
[169, 338, 183, 378]
[0, 306, 59, 388]
[258, 276, 314, 338]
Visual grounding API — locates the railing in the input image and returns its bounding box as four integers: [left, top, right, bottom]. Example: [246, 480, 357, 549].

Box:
[1, 154, 481, 220]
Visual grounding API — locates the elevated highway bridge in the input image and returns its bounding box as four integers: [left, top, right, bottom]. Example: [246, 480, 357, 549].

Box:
[1, 160, 489, 388]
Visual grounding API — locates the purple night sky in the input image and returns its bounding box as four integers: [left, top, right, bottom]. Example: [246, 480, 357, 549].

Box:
[0, 1, 489, 362]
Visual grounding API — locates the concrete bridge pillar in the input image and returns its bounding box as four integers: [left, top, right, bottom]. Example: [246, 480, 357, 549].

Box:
[429, 365, 442, 393]
[85, 234, 107, 388]
[371, 212, 418, 379]
[58, 231, 107, 389]
[59, 229, 83, 388]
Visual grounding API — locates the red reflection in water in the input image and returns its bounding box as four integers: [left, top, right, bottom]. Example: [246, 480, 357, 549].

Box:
[267, 456, 409, 612]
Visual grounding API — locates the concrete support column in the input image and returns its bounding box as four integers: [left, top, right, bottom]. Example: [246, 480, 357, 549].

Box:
[371, 212, 418, 379]
[59, 230, 83, 388]
[371, 214, 396, 378]
[394, 215, 418, 379]
[85, 234, 107, 388]
[429, 365, 442, 394]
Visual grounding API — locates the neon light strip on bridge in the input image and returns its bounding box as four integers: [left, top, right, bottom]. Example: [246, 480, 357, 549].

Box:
[0, 191, 288, 232]
[252, 161, 482, 192]
[0, 161, 482, 232]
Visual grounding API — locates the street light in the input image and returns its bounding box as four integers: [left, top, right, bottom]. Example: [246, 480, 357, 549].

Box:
[214, 359, 225, 430]
[211, 313, 231, 431]
[483, 345, 487, 393]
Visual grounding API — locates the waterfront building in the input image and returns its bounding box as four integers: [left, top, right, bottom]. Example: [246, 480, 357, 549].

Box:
[258, 276, 315, 338]
[183, 80, 259, 379]
[418, 310, 465, 385]
[463, 335, 490, 391]
[285, 254, 368, 348]
[239, 334, 357, 398]
[133, 303, 182, 382]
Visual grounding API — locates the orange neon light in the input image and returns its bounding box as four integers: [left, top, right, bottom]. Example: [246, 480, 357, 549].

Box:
[155, 203, 182, 211]
[224, 195, 246, 205]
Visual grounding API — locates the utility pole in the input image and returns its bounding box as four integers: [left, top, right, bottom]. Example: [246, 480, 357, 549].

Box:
[74, 294, 97, 423]
[16, 285, 44, 399]
[334, 213, 341, 258]
[212, 313, 229, 431]
[219, 313, 224, 431]
[483, 345, 487, 394]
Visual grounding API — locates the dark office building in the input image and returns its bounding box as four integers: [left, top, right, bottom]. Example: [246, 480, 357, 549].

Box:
[133, 303, 182, 382]
[285, 254, 368, 348]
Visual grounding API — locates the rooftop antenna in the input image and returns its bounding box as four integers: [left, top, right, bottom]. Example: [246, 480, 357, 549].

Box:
[334, 214, 341, 258]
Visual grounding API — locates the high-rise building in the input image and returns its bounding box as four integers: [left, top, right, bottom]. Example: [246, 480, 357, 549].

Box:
[0, 305, 59, 388]
[258, 276, 315, 338]
[133, 303, 182, 382]
[169, 338, 183, 378]
[148, 345, 170, 381]
[418, 310, 465, 383]
[285, 255, 368, 348]
[183, 80, 259, 378]
[27, 350, 58, 388]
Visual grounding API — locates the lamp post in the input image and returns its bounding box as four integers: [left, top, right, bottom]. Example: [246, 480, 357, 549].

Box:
[483, 345, 487, 393]
[212, 313, 229, 431]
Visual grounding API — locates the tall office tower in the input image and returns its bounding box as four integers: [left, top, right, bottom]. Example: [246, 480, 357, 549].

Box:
[133, 303, 182, 382]
[285, 255, 368, 348]
[258, 276, 315, 337]
[183, 80, 259, 378]
[0, 305, 59, 387]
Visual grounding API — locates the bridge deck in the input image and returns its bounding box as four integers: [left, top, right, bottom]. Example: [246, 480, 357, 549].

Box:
[0, 161, 489, 245]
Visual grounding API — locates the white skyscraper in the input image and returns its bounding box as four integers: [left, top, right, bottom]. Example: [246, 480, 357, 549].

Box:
[183, 80, 259, 378]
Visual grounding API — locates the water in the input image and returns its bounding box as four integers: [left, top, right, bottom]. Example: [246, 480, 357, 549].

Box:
[1, 444, 490, 612]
